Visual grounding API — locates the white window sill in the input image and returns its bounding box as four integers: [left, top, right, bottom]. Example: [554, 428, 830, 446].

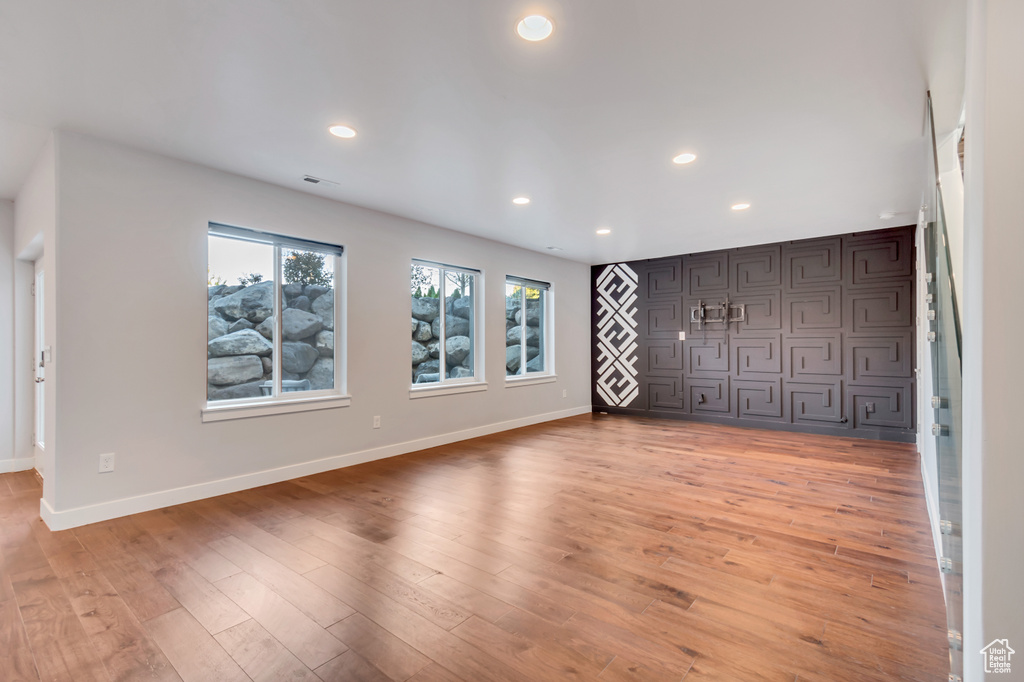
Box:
[202, 394, 352, 422]
[409, 382, 488, 399]
[505, 374, 557, 387]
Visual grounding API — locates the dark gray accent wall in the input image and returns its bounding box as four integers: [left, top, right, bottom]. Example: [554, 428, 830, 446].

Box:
[591, 226, 916, 442]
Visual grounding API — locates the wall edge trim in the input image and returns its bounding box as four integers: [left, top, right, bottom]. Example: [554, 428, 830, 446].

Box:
[0, 458, 37, 474]
[593, 406, 917, 443]
[39, 405, 592, 530]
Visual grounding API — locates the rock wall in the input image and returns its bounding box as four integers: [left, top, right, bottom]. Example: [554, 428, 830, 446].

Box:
[208, 281, 334, 400]
[409, 295, 543, 382]
[504, 297, 544, 375]
[410, 295, 474, 383]
[209, 287, 543, 397]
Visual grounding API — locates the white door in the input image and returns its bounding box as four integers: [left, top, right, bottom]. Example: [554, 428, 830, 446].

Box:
[34, 269, 45, 458]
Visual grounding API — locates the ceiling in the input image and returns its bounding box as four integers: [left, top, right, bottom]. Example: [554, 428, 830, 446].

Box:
[0, 0, 965, 264]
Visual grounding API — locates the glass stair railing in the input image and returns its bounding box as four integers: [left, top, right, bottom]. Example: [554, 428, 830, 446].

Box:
[926, 93, 964, 682]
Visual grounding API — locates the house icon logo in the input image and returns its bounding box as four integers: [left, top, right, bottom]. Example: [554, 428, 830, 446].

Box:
[980, 638, 1015, 674]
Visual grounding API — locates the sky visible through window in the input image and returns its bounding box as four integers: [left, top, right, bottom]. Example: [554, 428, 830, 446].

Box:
[208, 236, 273, 284]
[411, 265, 440, 295]
[410, 266, 476, 297]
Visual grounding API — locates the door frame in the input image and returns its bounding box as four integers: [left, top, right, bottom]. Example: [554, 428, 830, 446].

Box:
[33, 263, 45, 471]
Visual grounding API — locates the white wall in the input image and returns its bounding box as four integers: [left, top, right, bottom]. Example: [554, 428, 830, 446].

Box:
[962, 0, 1024, 679]
[12, 137, 57, 487]
[0, 200, 16, 471]
[14, 136, 53, 258]
[12, 260, 35, 468]
[42, 131, 591, 529]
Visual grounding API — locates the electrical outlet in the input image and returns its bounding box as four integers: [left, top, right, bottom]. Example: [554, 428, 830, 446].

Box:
[562, 389, 567, 398]
[865, 402, 876, 413]
[98, 452, 115, 473]
[373, 415, 381, 429]
[678, 331, 686, 341]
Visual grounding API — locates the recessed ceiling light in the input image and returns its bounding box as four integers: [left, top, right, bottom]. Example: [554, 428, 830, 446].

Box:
[516, 15, 554, 41]
[596, 228, 612, 235]
[512, 196, 531, 205]
[328, 125, 357, 138]
[731, 203, 751, 211]
[879, 211, 896, 220]
[546, 246, 562, 251]
[673, 153, 697, 165]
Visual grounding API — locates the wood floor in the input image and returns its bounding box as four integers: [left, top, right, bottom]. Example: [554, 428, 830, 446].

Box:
[0, 415, 949, 681]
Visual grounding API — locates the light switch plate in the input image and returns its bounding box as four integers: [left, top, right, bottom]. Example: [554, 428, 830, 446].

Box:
[678, 331, 686, 341]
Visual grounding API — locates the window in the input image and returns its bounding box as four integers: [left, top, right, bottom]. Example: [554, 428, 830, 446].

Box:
[505, 276, 550, 377]
[411, 260, 480, 387]
[207, 224, 343, 408]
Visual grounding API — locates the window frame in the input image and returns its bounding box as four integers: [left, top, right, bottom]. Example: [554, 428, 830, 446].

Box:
[504, 275, 555, 386]
[410, 259, 485, 397]
[202, 223, 349, 422]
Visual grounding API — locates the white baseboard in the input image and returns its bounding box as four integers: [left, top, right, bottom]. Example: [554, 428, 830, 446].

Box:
[0, 458, 36, 474]
[39, 405, 593, 531]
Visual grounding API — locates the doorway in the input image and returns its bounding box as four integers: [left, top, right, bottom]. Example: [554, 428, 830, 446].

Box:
[33, 266, 45, 470]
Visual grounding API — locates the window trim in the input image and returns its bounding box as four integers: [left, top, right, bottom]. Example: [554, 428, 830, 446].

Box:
[209, 223, 344, 256]
[204, 224, 347, 420]
[407, 378, 487, 395]
[411, 259, 485, 392]
[504, 276, 553, 382]
[504, 374, 557, 387]
[201, 393, 352, 422]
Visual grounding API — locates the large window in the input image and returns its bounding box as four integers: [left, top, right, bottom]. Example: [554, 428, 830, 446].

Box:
[411, 260, 480, 386]
[207, 224, 342, 404]
[505, 276, 550, 376]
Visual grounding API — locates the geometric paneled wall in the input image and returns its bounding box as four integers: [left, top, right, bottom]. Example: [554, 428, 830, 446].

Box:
[591, 226, 916, 442]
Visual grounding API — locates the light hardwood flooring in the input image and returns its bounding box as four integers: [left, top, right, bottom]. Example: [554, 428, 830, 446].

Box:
[0, 414, 948, 681]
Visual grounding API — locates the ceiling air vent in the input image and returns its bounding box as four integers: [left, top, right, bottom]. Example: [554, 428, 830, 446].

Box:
[302, 175, 339, 187]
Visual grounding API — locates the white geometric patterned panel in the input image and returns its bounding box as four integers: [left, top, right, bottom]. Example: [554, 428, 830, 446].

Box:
[595, 263, 639, 407]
